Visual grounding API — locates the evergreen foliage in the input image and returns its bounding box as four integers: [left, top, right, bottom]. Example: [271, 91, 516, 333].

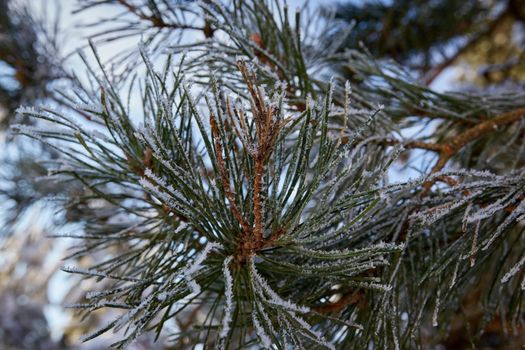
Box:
[8, 0, 525, 348]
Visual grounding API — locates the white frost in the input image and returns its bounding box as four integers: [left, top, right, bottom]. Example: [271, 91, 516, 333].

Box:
[219, 256, 234, 338]
[182, 242, 222, 294]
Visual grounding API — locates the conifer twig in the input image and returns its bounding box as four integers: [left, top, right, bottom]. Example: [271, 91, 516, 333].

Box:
[423, 107, 525, 191]
[210, 114, 250, 233]
[237, 61, 284, 255]
[116, 0, 204, 31]
[379, 107, 525, 192]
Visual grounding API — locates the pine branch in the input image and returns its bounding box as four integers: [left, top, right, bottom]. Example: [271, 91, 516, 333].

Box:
[15, 46, 404, 348]
[210, 114, 251, 233]
[115, 0, 204, 31]
[8, 1, 525, 348]
[423, 106, 525, 190]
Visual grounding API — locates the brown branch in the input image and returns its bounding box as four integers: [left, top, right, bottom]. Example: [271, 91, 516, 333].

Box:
[391, 108, 525, 244]
[230, 61, 289, 262]
[116, 0, 204, 31]
[422, 107, 525, 191]
[253, 156, 264, 244]
[238, 61, 278, 246]
[380, 138, 444, 152]
[210, 114, 251, 233]
[377, 107, 525, 193]
[448, 107, 525, 152]
[404, 141, 443, 152]
[238, 62, 268, 248]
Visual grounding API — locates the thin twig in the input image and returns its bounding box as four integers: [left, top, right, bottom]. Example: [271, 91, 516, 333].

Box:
[210, 114, 251, 233]
[116, 0, 204, 31]
[378, 107, 525, 192]
[380, 138, 444, 152]
[423, 107, 525, 191]
[232, 61, 287, 261]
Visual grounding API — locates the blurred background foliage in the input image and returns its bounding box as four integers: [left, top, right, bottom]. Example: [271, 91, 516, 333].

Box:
[332, 0, 525, 87]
